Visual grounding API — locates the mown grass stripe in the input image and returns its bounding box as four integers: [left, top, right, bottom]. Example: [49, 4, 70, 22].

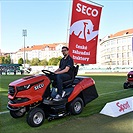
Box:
[99, 89, 126, 96]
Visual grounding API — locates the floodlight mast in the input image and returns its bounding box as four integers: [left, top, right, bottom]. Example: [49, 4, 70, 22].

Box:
[22, 29, 27, 69]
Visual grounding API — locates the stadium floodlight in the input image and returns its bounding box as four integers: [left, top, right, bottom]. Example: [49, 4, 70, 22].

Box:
[22, 29, 27, 68]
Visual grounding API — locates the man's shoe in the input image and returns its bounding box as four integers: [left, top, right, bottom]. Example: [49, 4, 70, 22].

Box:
[53, 94, 62, 101]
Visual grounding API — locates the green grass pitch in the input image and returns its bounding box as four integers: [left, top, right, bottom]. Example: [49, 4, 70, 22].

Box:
[0, 74, 133, 133]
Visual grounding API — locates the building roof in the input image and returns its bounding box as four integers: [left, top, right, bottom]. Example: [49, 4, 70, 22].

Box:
[17, 43, 67, 52]
[110, 28, 133, 38]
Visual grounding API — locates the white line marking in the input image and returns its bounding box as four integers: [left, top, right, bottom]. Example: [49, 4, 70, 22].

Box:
[0, 111, 9, 115]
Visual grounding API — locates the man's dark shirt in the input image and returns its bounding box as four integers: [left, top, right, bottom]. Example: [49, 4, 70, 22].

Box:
[59, 55, 74, 77]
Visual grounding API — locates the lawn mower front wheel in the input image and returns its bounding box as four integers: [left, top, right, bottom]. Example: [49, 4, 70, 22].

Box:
[10, 107, 26, 118]
[27, 107, 45, 127]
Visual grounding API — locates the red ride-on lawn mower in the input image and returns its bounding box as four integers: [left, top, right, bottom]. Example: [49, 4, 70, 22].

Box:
[123, 71, 133, 89]
[7, 65, 98, 127]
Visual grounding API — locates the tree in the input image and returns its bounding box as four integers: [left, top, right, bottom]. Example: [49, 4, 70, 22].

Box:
[2, 57, 5, 63]
[4, 58, 8, 64]
[57, 56, 62, 65]
[48, 56, 62, 66]
[38, 59, 48, 66]
[48, 57, 56, 65]
[30, 58, 40, 66]
[6, 55, 11, 64]
[18, 58, 24, 64]
[0, 56, 11, 64]
[0, 57, 3, 64]
[26, 59, 30, 64]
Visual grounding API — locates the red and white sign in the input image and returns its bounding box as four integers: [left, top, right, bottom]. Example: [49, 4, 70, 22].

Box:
[69, 0, 102, 64]
[100, 96, 133, 117]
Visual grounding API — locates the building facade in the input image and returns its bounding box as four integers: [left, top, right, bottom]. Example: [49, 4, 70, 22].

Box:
[100, 28, 133, 66]
[12, 43, 67, 63]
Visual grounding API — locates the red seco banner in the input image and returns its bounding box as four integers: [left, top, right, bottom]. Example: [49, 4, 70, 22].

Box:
[69, 0, 102, 64]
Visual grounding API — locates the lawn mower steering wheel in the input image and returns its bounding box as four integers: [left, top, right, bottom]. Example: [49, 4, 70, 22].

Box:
[42, 70, 55, 75]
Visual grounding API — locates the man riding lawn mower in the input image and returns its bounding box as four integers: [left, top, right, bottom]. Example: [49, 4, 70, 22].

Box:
[7, 66, 98, 127]
[7, 46, 98, 127]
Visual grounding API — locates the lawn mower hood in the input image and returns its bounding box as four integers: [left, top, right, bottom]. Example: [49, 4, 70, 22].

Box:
[8, 74, 50, 107]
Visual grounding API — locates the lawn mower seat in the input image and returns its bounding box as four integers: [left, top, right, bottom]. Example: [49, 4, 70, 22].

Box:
[62, 65, 79, 88]
[52, 65, 79, 88]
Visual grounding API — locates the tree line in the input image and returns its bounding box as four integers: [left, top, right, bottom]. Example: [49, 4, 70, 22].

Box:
[18, 56, 62, 66]
[0, 55, 62, 66]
